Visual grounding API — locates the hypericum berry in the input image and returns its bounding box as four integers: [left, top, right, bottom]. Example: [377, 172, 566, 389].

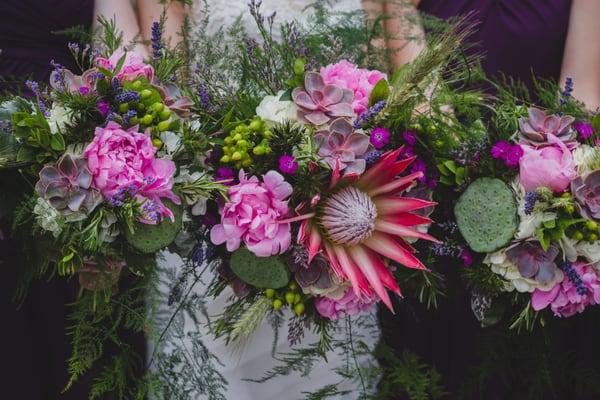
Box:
[285, 291, 295, 305]
[265, 289, 275, 298]
[293, 302, 305, 316]
[273, 299, 283, 310]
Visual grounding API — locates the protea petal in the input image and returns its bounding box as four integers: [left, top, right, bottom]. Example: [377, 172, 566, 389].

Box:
[368, 171, 423, 197]
[361, 156, 417, 191]
[356, 148, 404, 190]
[374, 196, 437, 215]
[381, 212, 433, 227]
[333, 245, 371, 298]
[363, 247, 401, 297]
[348, 245, 393, 311]
[307, 224, 322, 263]
[375, 218, 440, 243]
[323, 240, 345, 279]
[363, 231, 426, 270]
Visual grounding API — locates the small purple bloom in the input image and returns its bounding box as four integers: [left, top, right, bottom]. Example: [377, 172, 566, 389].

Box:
[504, 145, 524, 168]
[409, 158, 427, 183]
[97, 100, 110, 117]
[491, 140, 512, 159]
[399, 145, 415, 159]
[79, 86, 90, 95]
[364, 150, 384, 166]
[215, 167, 235, 184]
[278, 155, 299, 174]
[574, 121, 594, 140]
[402, 129, 418, 146]
[460, 248, 473, 267]
[370, 127, 390, 149]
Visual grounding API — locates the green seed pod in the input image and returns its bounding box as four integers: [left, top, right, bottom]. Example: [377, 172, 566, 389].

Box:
[293, 303, 305, 316]
[141, 89, 153, 99]
[157, 120, 171, 132]
[273, 299, 283, 310]
[141, 114, 154, 126]
[119, 103, 129, 113]
[285, 291, 295, 305]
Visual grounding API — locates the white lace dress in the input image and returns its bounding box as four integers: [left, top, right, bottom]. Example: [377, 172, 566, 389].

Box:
[152, 1, 380, 399]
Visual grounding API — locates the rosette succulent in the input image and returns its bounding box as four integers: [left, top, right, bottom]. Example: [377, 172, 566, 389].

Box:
[35, 154, 102, 217]
[572, 170, 600, 221]
[518, 107, 575, 146]
[292, 72, 354, 125]
[505, 241, 561, 284]
[314, 118, 370, 174]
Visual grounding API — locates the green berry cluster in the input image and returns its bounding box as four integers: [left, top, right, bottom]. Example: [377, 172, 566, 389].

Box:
[120, 79, 177, 147]
[569, 220, 600, 242]
[220, 117, 273, 169]
[264, 282, 305, 316]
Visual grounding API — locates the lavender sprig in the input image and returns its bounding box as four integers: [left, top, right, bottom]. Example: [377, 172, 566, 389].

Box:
[353, 101, 386, 129]
[151, 21, 163, 59]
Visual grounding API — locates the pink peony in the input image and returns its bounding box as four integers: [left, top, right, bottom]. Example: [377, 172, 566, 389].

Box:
[315, 288, 377, 320]
[210, 170, 292, 257]
[518, 134, 577, 192]
[96, 50, 154, 82]
[531, 262, 600, 317]
[83, 122, 180, 221]
[320, 60, 387, 116]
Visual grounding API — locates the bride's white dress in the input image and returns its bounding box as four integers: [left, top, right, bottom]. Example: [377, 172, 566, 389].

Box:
[153, 1, 379, 399]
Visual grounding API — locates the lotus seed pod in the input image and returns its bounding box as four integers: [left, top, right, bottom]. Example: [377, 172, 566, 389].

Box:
[229, 248, 290, 289]
[455, 178, 517, 253]
[125, 200, 183, 253]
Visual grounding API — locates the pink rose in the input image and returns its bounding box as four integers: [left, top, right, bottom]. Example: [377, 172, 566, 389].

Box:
[83, 122, 180, 222]
[96, 50, 154, 82]
[210, 170, 292, 257]
[320, 60, 387, 116]
[315, 288, 377, 320]
[518, 134, 577, 192]
[531, 262, 600, 317]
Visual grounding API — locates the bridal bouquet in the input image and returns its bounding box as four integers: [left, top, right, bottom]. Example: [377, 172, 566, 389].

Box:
[449, 80, 600, 328]
[180, 2, 487, 351]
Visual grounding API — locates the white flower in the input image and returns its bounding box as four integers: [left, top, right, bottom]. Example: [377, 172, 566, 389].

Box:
[175, 167, 209, 216]
[33, 198, 63, 237]
[47, 103, 71, 135]
[513, 179, 556, 239]
[485, 249, 564, 293]
[573, 144, 600, 175]
[156, 131, 182, 159]
[255, 90, 297, 125]
[575, 240, 600, 264]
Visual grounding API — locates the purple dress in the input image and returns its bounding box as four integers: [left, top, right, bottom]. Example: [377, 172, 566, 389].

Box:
[0, 2, 94, 398]
[379, 0, 572, 395]
[419, 0, 572, 91]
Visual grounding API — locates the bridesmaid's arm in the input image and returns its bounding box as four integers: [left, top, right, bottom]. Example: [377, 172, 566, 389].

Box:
[93, 0, 148, 55]
[382, 0, 425, 69]
[137, 0, 186, 48]
[560, 0, 600, 110]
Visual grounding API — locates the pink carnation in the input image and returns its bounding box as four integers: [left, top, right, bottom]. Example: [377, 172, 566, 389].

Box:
[83, 122, 180, 221]
[320, 60, 387, 116]
[531, 262, 600, 317]
[96, 50, 154, 82]
[210, 170, 292, 257]
[518, 134, 577, 192]
[315, 288, 377, 320]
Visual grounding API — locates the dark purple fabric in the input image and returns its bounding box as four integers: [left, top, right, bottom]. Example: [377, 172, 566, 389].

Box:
[0, 0, 94, 83]
[418, 0, 572, 90]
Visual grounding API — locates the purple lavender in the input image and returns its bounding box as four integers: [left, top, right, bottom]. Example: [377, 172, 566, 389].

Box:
[353, 101, 386, 129]
[25, 80, 40, 96]
[197, 85, 212, 111]
[559, 260, 589, 295]
[122, 110, 138, 126]
[151, 22, 163, 59]
[560, 77, 574, 106]
[68, 42, 80, 56]
[115, 90, 141, 104]
[524, 191, 538, 215]
[111, 77, 122, 94]
[364, 150, 384, 166]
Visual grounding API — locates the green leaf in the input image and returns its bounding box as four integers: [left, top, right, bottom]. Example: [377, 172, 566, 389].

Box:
[368, 78, 390, 107]
[390, 64, 409, 86]
[293, 58, 305, 76]
[592, 114, 600, 132]
[96, 67, 114, 79]
[113, 52, 128, 75]
[455, 167, 466, 185]
[279, 88, 292, 102]
[436, 163, 450, 175]
[16, 146, 36, 162]
[50, 133, 65, 151]
[443, 160, 457, 174]
[542, 219, 556, 229]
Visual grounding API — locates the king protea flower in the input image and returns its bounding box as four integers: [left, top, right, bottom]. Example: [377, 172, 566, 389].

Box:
[293, 148, 439, 310]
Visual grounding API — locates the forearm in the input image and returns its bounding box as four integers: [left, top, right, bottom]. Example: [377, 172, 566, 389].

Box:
[381, 0, 425, 69]
[560, 0, 600, 110]
[137, 0, 186, 48]
[93, 0, 147, 56]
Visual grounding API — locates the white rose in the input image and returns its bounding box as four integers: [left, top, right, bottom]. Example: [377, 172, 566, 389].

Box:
[47, 103, 71, 135]
[255, 90, 297, 125]
[159, 131, 182, 156]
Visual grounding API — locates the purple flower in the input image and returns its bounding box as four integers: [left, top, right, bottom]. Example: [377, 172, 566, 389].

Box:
[97, 100, 110, 117]
[399, 145, 415, 159]
[506, 242, 561, 284]
[491, 140, 512, 159]
[573, 121, 594, 140]
[215, 167, 235, 185]
[278, 155, 299, 174]
[151, 21, 162, 59]
[370, 127, 390, 149]
[460, 248, 473, 267]
[364, 150, 384, 166]
[491, 140, 523, 168]
[402, 129, 418, 146]
[79, 86, 90, 95]
[409, 158, 427, 183]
